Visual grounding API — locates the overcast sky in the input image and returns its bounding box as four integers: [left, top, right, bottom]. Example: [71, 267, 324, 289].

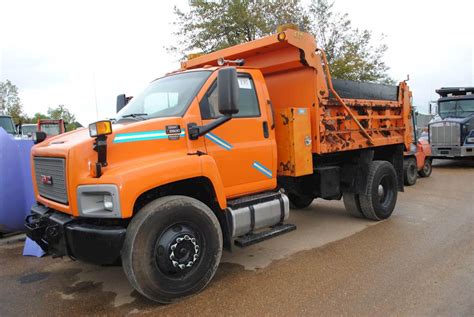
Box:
[1, 0, 473, 126]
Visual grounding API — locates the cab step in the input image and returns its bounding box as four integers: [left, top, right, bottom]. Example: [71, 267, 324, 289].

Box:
[234, 223, 296, 248]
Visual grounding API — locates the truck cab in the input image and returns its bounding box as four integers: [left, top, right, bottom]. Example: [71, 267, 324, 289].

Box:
[38, 119, 66, 137]
[0, 115, 16, 135]
[429, 87, 474, 158]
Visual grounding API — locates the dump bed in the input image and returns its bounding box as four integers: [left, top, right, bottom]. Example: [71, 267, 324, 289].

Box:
[182, 29, 413, 160]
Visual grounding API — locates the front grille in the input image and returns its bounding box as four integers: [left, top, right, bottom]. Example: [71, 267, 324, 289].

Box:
[430, 122, 460, 146]
[34, 157, 68, 204]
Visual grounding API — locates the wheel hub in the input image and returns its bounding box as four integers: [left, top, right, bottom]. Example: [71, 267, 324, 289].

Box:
[378, 184, 385, 199]
[169, 234, 200, 270]
[154, 224, 200, 276]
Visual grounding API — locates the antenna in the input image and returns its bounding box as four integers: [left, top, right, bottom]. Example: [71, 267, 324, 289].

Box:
[93, 72, 99, 120]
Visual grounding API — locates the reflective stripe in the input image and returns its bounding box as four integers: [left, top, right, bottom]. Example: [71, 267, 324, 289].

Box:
[113, 130, 185, 143]
[205, 132, 233, 150]
[252, 161, 272, 178]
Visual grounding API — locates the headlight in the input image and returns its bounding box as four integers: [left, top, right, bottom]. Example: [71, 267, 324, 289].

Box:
[89, 120, 112, 138]
[77, 185, 121, 218]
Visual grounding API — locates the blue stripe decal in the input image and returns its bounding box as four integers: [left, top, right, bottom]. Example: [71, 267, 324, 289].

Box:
[113, 130, 185, 143]
[205, 132, 233, 151]
[252, 161, 273, 178]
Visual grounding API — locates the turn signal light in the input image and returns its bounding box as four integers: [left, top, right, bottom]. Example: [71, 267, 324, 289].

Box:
[89, 120, 112, 137]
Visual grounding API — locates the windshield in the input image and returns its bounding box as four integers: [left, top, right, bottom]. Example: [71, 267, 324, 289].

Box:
[0, 117, 16, 134]
[40, 124, 61, 136]
[22, 125, 37, 135]
[117, 71, 211, 120]
[438, 99, 474, 119]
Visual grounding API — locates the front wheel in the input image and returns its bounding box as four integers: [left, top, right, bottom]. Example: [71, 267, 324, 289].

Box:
[403, 157, 417, 186]
[418, 158, 432, 177]
[359, 161, 398, 221]
[122, 196, 223, 303]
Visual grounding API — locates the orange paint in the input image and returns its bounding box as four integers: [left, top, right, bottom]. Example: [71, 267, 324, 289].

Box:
[31, 29, 412, 219]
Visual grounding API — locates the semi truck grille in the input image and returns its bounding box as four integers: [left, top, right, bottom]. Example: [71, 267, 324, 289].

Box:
[430, 122, 460, 146]
[34, 157, 68, 204]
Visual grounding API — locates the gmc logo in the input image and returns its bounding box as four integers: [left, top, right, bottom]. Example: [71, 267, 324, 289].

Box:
[41, 175, 53, 185]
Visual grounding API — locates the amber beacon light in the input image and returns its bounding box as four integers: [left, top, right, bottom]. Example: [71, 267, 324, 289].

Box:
[89, 120, 112, 138]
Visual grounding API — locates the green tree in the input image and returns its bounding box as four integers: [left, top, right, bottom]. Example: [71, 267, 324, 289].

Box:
[47, 105, 78, 131]
[0, 80, 26, 124]
[170, 0, 309, 55]
[308, 0, 392, 83]
[24, 112, 50, 124]
[171, 0, 392, 83]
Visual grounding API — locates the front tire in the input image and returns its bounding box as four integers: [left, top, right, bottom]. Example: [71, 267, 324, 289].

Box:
[403, 157, 417, 186]
[418, 158, 432, 177]
[122, 195, 222, 303]
[359, 161, 398, 221]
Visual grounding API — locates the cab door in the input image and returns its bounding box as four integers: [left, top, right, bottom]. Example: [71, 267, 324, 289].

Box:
[199, 70, 276, 198]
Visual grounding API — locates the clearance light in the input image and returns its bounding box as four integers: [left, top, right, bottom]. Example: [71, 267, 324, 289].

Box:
[277, 32, 287, 42]
[89, 120, 112, 138]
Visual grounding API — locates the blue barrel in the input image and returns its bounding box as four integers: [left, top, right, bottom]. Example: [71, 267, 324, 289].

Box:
[0, 128, 35, 232]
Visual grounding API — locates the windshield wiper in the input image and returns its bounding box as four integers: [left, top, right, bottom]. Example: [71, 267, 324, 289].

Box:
[121, 113, 148, 120]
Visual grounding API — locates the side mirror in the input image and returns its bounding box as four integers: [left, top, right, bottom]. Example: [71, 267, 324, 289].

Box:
[33, 131, 47, 144]
[217, 68, 239, 116]
[116, 94, 129, 113]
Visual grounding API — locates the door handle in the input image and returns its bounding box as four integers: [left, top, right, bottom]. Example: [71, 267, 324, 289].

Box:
[262, 121, 269, 138]
[267, 100, 275, 129]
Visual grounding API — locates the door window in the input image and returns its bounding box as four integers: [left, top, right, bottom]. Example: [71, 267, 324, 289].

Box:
[200, 74, 260, 119]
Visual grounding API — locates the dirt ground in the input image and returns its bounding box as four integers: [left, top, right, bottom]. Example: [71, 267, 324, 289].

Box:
[1, 159, 473, 316]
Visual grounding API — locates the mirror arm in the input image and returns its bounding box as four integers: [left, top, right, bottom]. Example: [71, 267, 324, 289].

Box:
[188, 115, 232, 140]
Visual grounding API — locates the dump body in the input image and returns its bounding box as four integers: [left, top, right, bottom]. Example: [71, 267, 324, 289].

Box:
[182, 29, 413, 169]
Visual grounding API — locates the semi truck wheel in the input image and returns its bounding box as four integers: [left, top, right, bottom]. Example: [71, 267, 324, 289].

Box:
[403, 157, 417, 186]
[418, 158, 432, 178]
[288, 194, 314, 209]
[122, 195, 222, 303]
[343, 193, 364, 218]
[359, 161, 398, 221]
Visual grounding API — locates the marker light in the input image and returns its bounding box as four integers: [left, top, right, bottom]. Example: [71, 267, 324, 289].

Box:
[277, 32, 287, 42]
[89, 120, 112, 138]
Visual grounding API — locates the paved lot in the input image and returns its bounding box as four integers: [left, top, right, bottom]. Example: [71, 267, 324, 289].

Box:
[1, 159, 473, 316]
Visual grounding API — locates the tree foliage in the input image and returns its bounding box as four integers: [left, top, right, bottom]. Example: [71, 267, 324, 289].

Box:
[170, 0, 309, 54]
[308, 0, 392, 83]
[0, 80, 26, 124]
[47, 105, 79, 131]
[171, 0, 392, 83]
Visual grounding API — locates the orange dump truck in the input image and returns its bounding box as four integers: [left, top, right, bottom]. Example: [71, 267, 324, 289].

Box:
[25, 28, 413, 303]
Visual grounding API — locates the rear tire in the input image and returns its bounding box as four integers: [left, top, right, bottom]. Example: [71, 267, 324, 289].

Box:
[359, 161, 398, 221]
[418, 158, 432, 177]
[122, 195, 222, 303]
[343, 193, 364, 218]
[288, 194, 314, 209]
[403, 157, 417, 186]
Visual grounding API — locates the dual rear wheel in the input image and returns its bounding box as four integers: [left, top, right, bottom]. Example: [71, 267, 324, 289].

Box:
[343, 161, 398, 221]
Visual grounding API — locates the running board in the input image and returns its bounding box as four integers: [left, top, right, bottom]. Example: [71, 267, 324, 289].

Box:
[234, 223, 296, 248]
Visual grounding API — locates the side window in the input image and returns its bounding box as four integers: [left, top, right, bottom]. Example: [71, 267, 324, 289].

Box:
[200, 74, 260, 119]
